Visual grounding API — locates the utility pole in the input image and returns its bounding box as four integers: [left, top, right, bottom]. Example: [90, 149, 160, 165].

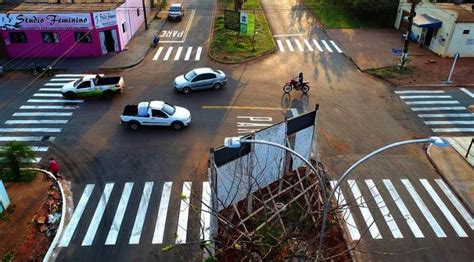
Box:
[142, 0, 149, 30]
[400, 0, 419, 69]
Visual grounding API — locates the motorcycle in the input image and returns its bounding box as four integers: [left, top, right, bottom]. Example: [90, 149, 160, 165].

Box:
[31, 62, 54, 77]
[283, 78, 310, 93]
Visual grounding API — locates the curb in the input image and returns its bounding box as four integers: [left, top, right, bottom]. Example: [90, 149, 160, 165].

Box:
[209, 48, 276, 65]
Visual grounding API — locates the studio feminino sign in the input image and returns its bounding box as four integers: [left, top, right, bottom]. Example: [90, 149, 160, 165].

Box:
[0, 13, 92, 30]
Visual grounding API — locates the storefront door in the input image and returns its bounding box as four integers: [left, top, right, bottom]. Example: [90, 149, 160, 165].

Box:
[0, 35, 6, 58]
[99, 29, 119, 55]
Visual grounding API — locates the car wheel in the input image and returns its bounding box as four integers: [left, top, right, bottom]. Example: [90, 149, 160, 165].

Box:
[171, 121, 184, 130]
[63, 91, 75, 99]
[129, 121, 140, 131]
[183, 87, 191, 94]
[213, 83, 223, 90]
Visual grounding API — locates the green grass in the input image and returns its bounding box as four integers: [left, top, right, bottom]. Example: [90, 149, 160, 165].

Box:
[210, 0, 275, 63]
[304, 0, 379, 29]
[366, 66, 414, 80]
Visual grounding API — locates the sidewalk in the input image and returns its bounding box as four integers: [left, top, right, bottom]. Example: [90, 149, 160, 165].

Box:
[427, 136, 474, 214]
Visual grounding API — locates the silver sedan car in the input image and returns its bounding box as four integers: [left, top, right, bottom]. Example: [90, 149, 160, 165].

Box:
[174, 68, 227, 94]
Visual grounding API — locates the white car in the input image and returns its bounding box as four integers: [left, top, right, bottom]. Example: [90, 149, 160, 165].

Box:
[174, 68, 227, 94]
[120, 101, 191, 130]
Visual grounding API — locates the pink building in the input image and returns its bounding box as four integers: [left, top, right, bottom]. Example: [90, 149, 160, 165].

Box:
[0, 1, 145, 58]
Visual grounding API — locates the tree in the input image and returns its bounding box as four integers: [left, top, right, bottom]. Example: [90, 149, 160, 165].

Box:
[0, 141, 36, 182]
[234, 0, 244, 11]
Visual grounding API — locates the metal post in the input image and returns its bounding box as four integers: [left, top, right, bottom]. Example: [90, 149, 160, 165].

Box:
[466, 138, 474, 158]
[142, 0, 149, 30]
[446, 52, 460, 84]
[400, 0, 418, 69]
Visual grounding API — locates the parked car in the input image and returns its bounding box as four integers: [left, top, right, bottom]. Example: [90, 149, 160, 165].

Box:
[174, 68, 227, 94]
[62, 74, 125, 99]
[168, 3, 184, 21]
[120, 101, 191, 131]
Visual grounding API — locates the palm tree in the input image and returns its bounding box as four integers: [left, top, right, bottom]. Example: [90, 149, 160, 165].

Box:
[0, 141, 36, 182]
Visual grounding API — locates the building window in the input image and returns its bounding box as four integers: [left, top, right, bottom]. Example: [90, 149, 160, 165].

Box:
[463, 30, 470, 35]
[42, 32, 59, 43]
[9, 32, 27, 43]
[75, 32, 92, 43]
[122, 22, 127, 33]
[137, 8, 140, 17]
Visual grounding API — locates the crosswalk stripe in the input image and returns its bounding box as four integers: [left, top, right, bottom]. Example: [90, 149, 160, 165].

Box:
[419, 179, 467, 237]
[55, 74, 89, 77]
[401, 179, 446, 238]
[286, 39, 295, 52]
[424, 120, 474, 125]
[5, 120, 68, 124]
[28, 99, 83, 103]
[50, 78, 80, 82]
[33, 93, 63, 97]
[330, 40, 343, 53]
[129, 182, 154, 244]
[82, 183, 115, 246]
[13, 112, 72, 117]
[418, 113, 474, 118]
[152, 46, 164, 61]
[400, 95, 452, 99]
[195, 47, 202, 61]
[0, 128, 62, 133]
[59, 184, 95, 247]
[45, 83, 66, 87]
[184, 47, 193, 61]
[312, 39, 323, 52]
[303, 39, 314, 52]
[460, 87, 474, 98]
[200, 181, 211, 241]
[435, 179, 474, 230]
[330, 181, 361, 240]
[29, 146, 49, 152]
[0, 136, 55, 142]
[395, 90, 445, 94]
[348, 180, 382, 239]
[405, 101, 459, 105]
[365, 179, 403, 238]
[20, 105, 77, 110]
[174, 46, 183, 61]
[431, 128, 474, 132]
[0, 156, 40, 163]
[411, 106, 466, 111]
[152, 182, 173, 244]
[383, 179, 424, 238]
[276, 39, 285, 52]
[294, 39, 304, 52]
[321, 40, 333, 52]
[176, 182, 192, 244]
[39, 88, 62, 92]
[105, 182, 134, 245]
[163, 47, 174, 61]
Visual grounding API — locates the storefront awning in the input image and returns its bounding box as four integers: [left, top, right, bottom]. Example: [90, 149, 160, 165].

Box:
[413, 14, 442, 29]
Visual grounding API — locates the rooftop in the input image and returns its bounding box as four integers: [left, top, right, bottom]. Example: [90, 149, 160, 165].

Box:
[436, 3, 474, 23]
[0, 2, 122, 13]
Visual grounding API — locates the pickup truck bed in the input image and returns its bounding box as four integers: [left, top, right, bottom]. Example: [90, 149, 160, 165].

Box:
[96, 76, 121, 85]
[122, 105, 138, 116]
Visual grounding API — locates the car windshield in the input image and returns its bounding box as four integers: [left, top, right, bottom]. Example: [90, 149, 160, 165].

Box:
[73, 79, 82, 87]
[162, 103, 176, 115]
[184, 70, 197, 81]
[170, 6, 181, 12]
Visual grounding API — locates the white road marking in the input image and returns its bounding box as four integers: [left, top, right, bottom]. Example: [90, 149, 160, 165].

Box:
[152, 182, 173, 244]
[294, 39, 304, 52]
[400, 95, 452, 99]
[237, 122, 273, 127]
[28, 146, 49, 152]
[330, 40, 343, 53]
[200, 181, 211, 241]
[418, 113, 474, 118]
[50, 78, 80, 82]
[435, 179, 474, 230]
[55, 74, 89, 77]
[460, 88, 474, 98]
[383, 179, 424, 238]
[395, 90, 445, 94]
[424, 120, 474, 125]
[45, 83, 66, 86]
[348, 180, 382, 239]
[33, 93, 63, 97]
[129, 182, 154, 244]
[20, 105, 77, 110]
[276, 39, 285, 52]
[0, 136, 55, 142]
[163, 47, 174, 61]
[431, 128, 474, 132]
[401, 179, 446, 238]
[303, 39, 314, 52]
[39, 88, 62, 92]
[105, 182, 134, 245]
[405, 101, 459, 105]
[321, 40, 333, 52]
[181, 9, 196, 43]
[5, 120, 68, 124]
[195, 47, 202, 61]
[82, 183, 115, 246]
[0, 128, 62, 133]
[273, 33, 303, 37]
[176, 182, 192, 244]
[184, 47, 193, 61]
[59, 184, 95, 247]
[13, 112, 73, 117]
[28, 99, 83, 103]
[330, 181, 361, 240]
[152, 46, 164, 60]
[174, 46, 183, 61]
[365, 179, 403, 238]
[0, 156, 40, 163]
[420, 179, 467, 237]
[285, 39, 295, 52]
[411, 106, 466, 111]
[290, 108, 298, 117]
[312, 39, 323, 52]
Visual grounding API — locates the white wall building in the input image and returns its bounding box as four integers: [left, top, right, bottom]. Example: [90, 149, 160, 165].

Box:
[395, 1, 474, 57]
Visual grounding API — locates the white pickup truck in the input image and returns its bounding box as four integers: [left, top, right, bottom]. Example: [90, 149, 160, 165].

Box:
[62, 74, 125, 98]
[120, 101, 191, 131]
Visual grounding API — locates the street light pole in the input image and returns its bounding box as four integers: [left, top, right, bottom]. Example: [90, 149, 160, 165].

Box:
[316, 136, 450, 259]
[142, 0, 149, 30]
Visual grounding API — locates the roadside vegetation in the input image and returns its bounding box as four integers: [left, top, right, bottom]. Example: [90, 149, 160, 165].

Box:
[0, 141, 37, 182]
[304, 0, 398, 29]
[366, 65, 414, 80]
[210, 0, 275, 63]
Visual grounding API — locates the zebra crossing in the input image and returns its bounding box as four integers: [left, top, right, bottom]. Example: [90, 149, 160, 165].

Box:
[332, 178, 473, 241]
[0, 74, 85, 163]
[275, 38, 343, 53]
[396, 89, 474, 134]
[152, 46, 203, 62]
[59, 181, 211, 247]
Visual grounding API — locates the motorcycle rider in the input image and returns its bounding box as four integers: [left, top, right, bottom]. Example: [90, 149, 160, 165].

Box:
[152, 34, 160, 48]
[298, 72, 303, 87]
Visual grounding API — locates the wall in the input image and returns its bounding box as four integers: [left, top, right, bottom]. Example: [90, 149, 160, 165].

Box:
[115, 0, 145, 50]
[0, 180, 10, 213]
[446, 23, 474, 57]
